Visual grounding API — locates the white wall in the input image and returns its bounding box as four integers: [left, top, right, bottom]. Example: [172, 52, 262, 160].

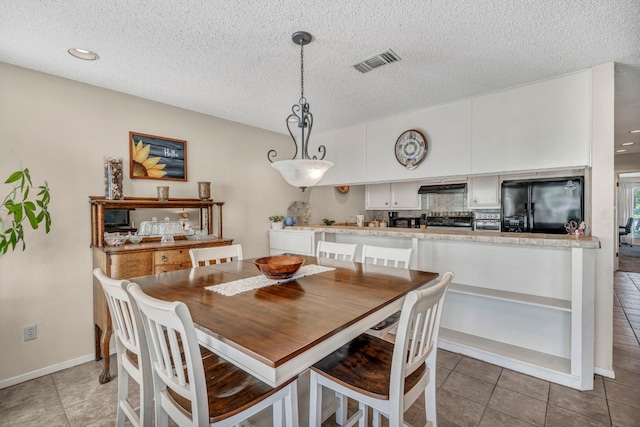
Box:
[0, 62, 364, 384]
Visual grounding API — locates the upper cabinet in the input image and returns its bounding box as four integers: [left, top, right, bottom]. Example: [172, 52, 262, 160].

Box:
[315, 124, 367, 186]
[471, 70, 591, 174]
[366, 100, 472, 182]
[468, 175, 500, 209]
[366, 182, 421, 210]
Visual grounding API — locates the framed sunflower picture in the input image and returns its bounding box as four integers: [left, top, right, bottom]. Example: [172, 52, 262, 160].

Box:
[129, 132, 187, 181]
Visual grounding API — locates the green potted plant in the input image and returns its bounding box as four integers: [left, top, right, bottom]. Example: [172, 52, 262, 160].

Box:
[269, 215, 285, 230]
[1, 157, 51, 254]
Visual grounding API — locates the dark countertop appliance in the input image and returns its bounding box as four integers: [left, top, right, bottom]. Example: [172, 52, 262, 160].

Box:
[426, 212, 473, 229]
[389, 216, 423, 228]
[501, 177, 583, 233]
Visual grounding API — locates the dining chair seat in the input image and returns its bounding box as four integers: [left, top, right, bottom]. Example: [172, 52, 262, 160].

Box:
[309, 272, 453, 427]
[189, 244, 243, 267]
[127, 282, 299, 427]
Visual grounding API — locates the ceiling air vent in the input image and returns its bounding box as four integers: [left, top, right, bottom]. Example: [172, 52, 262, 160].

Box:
[353, 49, 401, 74]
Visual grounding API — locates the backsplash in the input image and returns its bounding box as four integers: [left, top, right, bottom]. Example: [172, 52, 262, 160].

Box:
[370, 193, 469, 220]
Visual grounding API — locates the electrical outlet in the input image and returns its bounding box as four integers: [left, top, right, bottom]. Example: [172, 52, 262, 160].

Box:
[23, 324, 37, 341]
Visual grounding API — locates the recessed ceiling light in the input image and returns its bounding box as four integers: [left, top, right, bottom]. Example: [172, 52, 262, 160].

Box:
[616, 149, 628, 153]
[68, 48, 99, 61]
[630, 129, 640, 134]
[622, 142, 635, 146]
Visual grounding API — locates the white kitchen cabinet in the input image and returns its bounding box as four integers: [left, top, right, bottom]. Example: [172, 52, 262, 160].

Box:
[366, 182, 421, 210]
[269, 229, 324, 256]
[315, 124, 367, 186]
[471, 70, 591, 174]
[366, 100, 472, 182]
[468, 175, 500, 209]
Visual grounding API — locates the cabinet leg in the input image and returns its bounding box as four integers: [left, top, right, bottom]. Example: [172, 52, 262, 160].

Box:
[96, 324, 112, 384]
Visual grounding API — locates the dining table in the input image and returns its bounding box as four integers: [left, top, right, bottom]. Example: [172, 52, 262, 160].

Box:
[130, 255, 439, 387]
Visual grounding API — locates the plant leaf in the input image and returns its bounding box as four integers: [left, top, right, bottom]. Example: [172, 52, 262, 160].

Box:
[4, 171, 22, 184]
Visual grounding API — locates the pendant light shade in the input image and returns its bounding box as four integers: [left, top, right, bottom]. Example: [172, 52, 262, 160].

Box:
[271, 159, 334, 189]
[268, 31, 333, 191]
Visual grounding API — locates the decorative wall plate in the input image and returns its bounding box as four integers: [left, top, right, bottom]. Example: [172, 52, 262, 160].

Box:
[394, 129, 428, 170]
[336, 185, 350, 194]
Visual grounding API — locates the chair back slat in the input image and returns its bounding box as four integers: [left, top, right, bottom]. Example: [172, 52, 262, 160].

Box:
[362, 244, 412, 269]
[317, 241, 357, 261]
[189, 244, 243, 267]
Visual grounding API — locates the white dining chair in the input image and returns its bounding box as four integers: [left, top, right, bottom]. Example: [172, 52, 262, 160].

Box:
[189, 244, 243, 267]
[361, 245, 413, 339]
[361, 244, 412, 268]
[93, 268, 153, 427]
[316, 241, 357, 261]
[127, 282, 299, 427]
[309, 272, 453, 427]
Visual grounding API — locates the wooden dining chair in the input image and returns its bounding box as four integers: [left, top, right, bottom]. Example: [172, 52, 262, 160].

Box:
[93, 268, 153, 427]
[309, 272, 453, 427]
[127, 282, 299, 427]
[316, 241, 357, 261]
[361, 245, 413, 338]
[189, 244, 243, 267]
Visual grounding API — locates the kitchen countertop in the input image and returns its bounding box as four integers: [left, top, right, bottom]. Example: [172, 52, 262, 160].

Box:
[284, 225, 601, 249]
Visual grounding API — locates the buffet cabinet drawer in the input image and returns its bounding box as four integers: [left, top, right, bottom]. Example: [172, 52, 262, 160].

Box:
[108, 252, 154, 278]
[154, 248, 191, 265]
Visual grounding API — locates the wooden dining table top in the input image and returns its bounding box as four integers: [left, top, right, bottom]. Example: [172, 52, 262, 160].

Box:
[130, 255, 439, 386]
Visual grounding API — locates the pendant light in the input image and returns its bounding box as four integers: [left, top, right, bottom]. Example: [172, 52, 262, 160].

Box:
[268, 31, 333, 191]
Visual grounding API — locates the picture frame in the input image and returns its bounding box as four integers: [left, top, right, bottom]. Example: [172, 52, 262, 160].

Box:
[129, 131, 188, 181]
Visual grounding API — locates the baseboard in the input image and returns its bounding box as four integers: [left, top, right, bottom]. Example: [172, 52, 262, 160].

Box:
[0, 345, 117, 390]
[594, 366, 615, 379]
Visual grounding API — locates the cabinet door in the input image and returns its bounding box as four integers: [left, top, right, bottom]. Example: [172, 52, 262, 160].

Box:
[108, 251, 154, 279]
[391, 182, 421, 209]
[471, 70, 591, 174]
[468, 175, 500, 209]
[316, 124, 367, 185]
[269, 230, 321, 255]
[365, 184, 392, 209]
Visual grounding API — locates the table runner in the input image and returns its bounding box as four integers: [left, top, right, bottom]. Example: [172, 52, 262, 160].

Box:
[205, 264, 335, 296]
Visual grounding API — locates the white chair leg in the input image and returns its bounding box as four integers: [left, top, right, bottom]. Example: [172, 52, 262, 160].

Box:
[116, 353, 128, 427]
[285, 381, 299, 427]
[273, 400, 284, 427]
[139, 374, 153, 427]
[335, 392, 348, 425]
[372, 409, 382, 427]
[309, 371, 323, 427]
[358, 402, 368, 427]
[425, 378, 437, 426]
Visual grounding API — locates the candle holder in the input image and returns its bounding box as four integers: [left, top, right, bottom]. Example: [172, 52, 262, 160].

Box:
[157, 186, 169, 201]
[198, 181, 211, 200]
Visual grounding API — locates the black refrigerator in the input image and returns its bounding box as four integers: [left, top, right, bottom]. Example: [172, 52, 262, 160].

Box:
[501, 177, 583, 233]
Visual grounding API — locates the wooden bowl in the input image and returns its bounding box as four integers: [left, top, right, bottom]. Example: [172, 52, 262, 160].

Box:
[254, 255, 305, 280]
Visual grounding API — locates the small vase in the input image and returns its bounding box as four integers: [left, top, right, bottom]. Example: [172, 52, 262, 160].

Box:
[198, 181, 211, 200]
[104, 157, 124, 200]
[271, 221, 284, 230]
[157, 186, 169, 201]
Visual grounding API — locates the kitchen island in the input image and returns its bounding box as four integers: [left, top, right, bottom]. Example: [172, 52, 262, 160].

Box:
[273, 225, 599, 390]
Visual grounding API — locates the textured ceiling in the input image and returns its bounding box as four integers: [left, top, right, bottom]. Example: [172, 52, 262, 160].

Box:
[1, 0, 640, 154]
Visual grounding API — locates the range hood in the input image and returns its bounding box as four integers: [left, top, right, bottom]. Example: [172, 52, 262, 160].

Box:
[418, 183, 467, 194]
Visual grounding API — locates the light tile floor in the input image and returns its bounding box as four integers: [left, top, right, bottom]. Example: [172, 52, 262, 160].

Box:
[1, 271, 640, 426]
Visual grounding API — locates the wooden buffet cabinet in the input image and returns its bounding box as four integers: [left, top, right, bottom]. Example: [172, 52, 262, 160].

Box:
[90, 196, 233, 383]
